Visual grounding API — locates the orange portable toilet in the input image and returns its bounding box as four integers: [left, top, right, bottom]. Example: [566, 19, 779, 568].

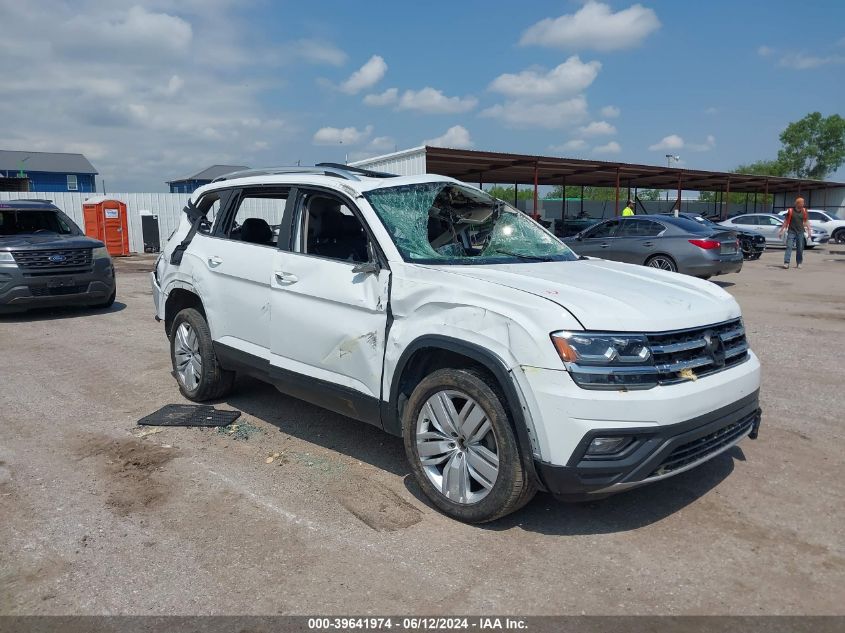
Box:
[83, 197, 130, 256]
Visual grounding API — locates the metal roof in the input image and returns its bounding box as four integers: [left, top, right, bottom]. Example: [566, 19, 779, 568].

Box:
[0, 150, 97, 175]
[167, 164, 250, 184]
[423, 147, 845, 194]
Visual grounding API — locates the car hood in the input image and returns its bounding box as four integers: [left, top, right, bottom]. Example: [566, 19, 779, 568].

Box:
[432, 258, 740, 332]
[0, 234, 104, 250]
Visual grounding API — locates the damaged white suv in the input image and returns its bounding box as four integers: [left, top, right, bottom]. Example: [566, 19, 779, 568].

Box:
[152, 165, 762, 523]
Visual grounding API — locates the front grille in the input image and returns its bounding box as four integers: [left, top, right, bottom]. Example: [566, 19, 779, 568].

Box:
[30, 285, 86, 297]
[649, 411, 757, 477]
[647, 318, 748, 384]
[12, 249, 92, 270]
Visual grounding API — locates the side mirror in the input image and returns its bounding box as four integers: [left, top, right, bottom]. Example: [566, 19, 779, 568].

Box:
[352, 242, 381, 274]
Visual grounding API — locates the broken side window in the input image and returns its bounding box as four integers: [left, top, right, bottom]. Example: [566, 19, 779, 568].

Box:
[364, 182, 577, 264]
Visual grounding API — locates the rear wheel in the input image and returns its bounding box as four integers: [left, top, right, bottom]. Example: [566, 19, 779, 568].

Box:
[645, 254, 677, 272]
[170, 308, 235, 401]
[403, 368, 536, 523]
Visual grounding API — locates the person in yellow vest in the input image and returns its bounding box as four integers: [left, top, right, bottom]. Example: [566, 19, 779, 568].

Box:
[621, 200, 635, 216]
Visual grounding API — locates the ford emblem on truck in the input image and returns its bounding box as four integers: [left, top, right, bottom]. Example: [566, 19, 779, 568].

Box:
[49, 254, 66, 263]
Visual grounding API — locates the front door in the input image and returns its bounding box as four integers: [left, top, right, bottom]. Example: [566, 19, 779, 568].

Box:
[269, 188, 390, 423]
[102, 203, 128, 256]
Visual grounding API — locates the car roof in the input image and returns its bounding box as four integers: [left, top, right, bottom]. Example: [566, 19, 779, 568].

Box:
[0, 199, 60, 211]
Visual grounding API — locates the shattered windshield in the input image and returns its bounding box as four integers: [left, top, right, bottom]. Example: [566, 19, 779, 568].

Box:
[363, 182, 577, 264]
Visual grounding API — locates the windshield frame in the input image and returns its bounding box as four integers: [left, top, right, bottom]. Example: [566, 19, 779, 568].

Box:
[362, 181, 578, 266]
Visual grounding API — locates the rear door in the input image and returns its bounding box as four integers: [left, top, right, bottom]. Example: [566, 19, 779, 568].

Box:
[192, 187, 290, 355]
[614, 218, 666, 263]
[268, 188, 390, 423]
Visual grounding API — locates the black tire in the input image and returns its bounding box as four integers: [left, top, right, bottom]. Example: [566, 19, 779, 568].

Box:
[94, 285, 116, 309]
[403, 368, 536, 523]
[169, 308, 235, 401]
[834, 228, 845, 244]
[645, 254, 677, 272]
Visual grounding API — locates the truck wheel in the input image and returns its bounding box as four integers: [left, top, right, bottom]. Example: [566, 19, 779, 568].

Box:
[403, 368, 536, 523]
[95, 286, 116, 309]
[170, 308, 235, 401]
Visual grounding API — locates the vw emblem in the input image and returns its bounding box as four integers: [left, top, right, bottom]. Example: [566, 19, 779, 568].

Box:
[703, 331, 726, 367]
[49, 254, 66, 263]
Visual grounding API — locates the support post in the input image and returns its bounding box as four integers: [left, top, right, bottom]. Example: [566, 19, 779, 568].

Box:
[675, 172, 682, 216]
[614, 167, 620, 216]
[753, 192, 758, 213]
[533, 162, 539, 220]
[513, 182, 518, 208]
[723, 177, 731, 221]
[580, 185, 584, 218]
[561, 176, 566, 234]
[764, 178, 769, 213]
[479, 173, 483, 189]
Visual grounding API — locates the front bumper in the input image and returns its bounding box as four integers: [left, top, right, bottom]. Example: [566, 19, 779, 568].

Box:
[0, 260, 115, 312]
[535, 391, 761, 499]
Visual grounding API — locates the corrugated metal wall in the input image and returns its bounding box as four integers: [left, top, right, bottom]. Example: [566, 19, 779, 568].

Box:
[349, 147, 427, 176]
[1, 191, 293, 253]
[1, 191, 190, 253]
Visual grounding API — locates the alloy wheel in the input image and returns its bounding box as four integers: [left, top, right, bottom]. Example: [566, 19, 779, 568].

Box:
[416, 390, 499, 505]
[174, 322, 202, 391]
[647, 256, 676, 271]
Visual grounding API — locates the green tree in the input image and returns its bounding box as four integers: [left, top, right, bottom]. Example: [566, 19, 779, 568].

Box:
[777, 112, 845, 179]
[485, 185, 534, 201]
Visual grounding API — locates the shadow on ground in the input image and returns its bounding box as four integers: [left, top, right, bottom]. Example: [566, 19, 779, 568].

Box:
[0, 302, 126, 323]
[220, 376, 741, 535]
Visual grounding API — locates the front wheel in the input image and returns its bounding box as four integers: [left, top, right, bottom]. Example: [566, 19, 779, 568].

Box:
[170, 308, 235, 401]
[645, 254, 677, 272]
[833, 228, 845, 244]
[403, 368, 536, 523]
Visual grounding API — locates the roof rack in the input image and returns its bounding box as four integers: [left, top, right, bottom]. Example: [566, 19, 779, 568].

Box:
[315, 162, 398, 178]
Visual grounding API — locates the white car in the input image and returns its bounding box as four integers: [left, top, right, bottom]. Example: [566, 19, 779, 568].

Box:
[777, 209, 845, 244]
[152, 165, 762, 523]
[720, 213, 829, 248]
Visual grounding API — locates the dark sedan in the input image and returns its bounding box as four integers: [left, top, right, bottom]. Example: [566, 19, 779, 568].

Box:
[563, 215, 743, 279]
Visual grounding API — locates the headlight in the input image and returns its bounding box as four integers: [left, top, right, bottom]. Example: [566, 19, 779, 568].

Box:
[0, 252, 16, 263]
[92, 246, 111, 260]
[551, 331, 657, 390]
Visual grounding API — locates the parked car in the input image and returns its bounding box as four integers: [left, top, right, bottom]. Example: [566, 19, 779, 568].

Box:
[720, 213, 829, 249]
[777, 209, 845, 244]
[152, 166, 762, 523]
[553, 215, 601, 238]
[656, 212, 765, 260]
[0, 199, 116, 312]
[563, 215, 743, 278]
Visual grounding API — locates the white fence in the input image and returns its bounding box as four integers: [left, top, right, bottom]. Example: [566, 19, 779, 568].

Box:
[1, 191, 191, 253]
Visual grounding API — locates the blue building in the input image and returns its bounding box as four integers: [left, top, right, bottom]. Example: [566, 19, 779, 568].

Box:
[167, 165, 249, 194]
[0, 150, 97, 192]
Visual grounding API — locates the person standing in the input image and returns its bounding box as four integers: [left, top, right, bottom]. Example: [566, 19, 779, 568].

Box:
[621, 200, 635, 216]
[778, 196, 812, 269]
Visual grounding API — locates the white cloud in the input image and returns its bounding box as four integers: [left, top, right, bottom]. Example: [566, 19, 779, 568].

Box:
[778, 52, 845, 69]
[363, 88, 398, 106]
[648, 134, 685, 151]
[488, 57, 601, 99]
[398, 88, 478, 114]
[757, 45, 774, 57]
[593, 141, 622, 155]
[600, 105, 620, 118]
[340, 55, 387, 94]
[368, 136, 396, 152]
[481, 96, 589, 129]
[291, 39, 347, 66]
[578, 121, 616, 136]
[688, 134, 716, 152]
[704, 106, 719, 115]
[0, 1, 300, 191]
[312, 125, 373, 145]
[520, 1, 661, 52]
[423, 125, 474, 149]
[549, 139, 587, 153]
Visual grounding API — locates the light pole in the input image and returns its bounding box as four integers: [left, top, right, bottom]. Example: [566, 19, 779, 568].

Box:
[665, 154, 680, 202]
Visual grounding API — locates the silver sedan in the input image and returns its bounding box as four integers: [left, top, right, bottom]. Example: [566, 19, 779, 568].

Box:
[564, 215, 743, 279]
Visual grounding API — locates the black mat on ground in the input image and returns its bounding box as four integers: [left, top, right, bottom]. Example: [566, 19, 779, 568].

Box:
[138, 404, 241, 427]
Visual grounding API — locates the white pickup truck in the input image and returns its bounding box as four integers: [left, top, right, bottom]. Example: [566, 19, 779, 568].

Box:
[152, 165, 762, 522]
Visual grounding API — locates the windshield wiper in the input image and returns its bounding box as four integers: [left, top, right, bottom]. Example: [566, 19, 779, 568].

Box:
[489, 249, 554, 261]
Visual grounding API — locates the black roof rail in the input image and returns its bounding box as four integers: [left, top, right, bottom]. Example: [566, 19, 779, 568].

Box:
[315, 162, 398, 178]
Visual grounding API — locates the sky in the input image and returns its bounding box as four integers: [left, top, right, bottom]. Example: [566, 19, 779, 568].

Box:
[1, 0, 843, 192]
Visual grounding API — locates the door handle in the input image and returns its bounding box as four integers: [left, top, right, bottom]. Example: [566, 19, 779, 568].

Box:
[274, 271, 299, 284]
[599, 242, 610, 248]
[643, 241, 654, 247]
[208, 256, 223, 267]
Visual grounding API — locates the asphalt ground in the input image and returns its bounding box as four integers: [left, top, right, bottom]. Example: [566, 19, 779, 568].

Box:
[1, 246, 843, 615]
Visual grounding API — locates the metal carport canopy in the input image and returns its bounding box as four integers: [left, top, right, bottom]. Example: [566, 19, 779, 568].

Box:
[423, 146, 845, 194]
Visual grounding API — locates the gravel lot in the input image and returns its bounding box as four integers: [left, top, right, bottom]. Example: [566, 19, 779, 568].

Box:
[1, 247, 843, 615]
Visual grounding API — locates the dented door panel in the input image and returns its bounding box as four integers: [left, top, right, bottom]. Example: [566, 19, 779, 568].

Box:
[269, 251, 390, 398]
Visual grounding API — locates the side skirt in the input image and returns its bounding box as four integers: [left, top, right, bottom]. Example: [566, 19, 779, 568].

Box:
[213, 342, 383, 428]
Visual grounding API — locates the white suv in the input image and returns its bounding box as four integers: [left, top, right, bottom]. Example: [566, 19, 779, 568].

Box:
[152, 165, 762, 522]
